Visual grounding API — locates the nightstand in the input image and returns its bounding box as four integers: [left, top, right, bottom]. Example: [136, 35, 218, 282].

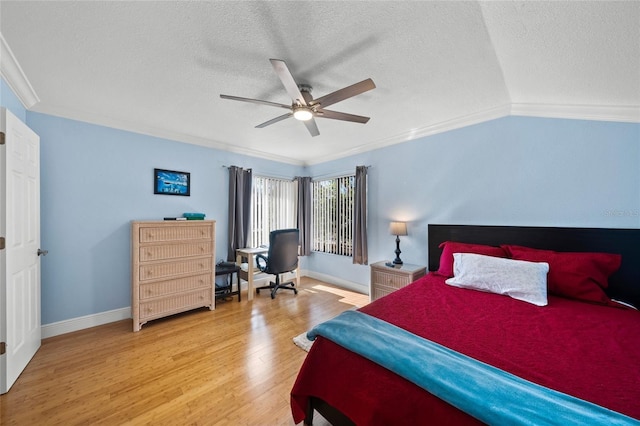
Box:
[370, 261, 426, 301]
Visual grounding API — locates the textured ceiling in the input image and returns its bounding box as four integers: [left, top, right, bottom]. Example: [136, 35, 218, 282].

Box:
[1, 1, 638, 165]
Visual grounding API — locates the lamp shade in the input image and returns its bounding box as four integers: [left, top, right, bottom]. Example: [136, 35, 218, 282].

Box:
[390, 221, 408, 236]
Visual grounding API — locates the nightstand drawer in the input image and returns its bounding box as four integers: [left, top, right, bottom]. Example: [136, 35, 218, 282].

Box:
[371, 270, 411, 290]
[370, 261, 426, 302]
[372, 285, 398, 301]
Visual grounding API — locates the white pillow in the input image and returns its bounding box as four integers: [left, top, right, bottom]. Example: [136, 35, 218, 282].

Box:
[445, 253, 549, 306]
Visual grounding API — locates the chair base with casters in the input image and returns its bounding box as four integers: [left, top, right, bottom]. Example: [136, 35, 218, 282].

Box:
[254, 228, 300, 299]
[256, 273, 298, 299]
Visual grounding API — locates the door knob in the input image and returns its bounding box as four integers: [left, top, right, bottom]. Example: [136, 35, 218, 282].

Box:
[37, 249, 48, 256]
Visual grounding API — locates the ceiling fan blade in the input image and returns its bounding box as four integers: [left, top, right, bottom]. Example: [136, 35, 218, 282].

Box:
[303, 118, 320, 137]
[255, 113, 293, 128]
[316, 109, 370, 124]
[311, 78, 376, 109]
[220, 94, 291, 110]
[270, 59, 306, 105]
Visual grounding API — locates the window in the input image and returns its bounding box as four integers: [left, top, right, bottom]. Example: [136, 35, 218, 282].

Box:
[251, 176, 297, 247]
[312, 175, 355, 256]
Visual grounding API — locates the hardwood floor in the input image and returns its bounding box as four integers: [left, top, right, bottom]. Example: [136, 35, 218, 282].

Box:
[0, 277, 369, 425]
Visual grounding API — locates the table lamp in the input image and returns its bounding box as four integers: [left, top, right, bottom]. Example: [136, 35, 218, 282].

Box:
[390, 221, 408, 265]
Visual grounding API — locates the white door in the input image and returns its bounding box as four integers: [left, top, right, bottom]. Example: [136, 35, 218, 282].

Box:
[0, 107, 41, 394]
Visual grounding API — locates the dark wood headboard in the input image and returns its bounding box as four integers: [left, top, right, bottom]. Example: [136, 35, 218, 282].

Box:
[428, 224, 640, 308]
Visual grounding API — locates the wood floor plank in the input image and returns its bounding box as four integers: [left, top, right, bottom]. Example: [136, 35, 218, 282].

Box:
[0, 277, 369, 425]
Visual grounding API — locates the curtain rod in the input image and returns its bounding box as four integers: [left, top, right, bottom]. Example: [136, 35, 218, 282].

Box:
[222, 165, 371, 181]
[312, 165, 371, 180]
[221, 165, 252, 170]
[223, 165, 297, 181]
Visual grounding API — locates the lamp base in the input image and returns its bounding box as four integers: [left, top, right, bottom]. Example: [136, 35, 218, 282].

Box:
[393, 236, 403, 265]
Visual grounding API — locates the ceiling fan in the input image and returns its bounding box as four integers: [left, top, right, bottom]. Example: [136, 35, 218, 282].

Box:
[220, 59, 376, 137]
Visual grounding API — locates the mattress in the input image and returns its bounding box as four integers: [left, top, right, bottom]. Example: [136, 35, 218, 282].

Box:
[291, 273, 640, 424]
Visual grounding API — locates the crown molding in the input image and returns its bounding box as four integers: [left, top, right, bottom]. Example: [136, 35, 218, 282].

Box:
[303, 104, 512, 166]
[510, 103, 640, 123]
[304, 102, 640, 165]
[30, 103, 306, 166]
[0, 33, 40, 109]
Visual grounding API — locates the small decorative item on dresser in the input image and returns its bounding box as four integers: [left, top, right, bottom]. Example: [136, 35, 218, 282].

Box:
[389, 221, 408, 265]
[183, 212, 206, 220]
[370, 261, 426, 302]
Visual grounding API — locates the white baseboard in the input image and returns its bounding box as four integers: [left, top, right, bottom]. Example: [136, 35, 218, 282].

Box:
[42, 307, 131, 339]
[41, 271, 366, 338]
[303, 270, 369, 295]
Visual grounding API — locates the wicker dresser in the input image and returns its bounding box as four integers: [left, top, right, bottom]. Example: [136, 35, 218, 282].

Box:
[131, 220, 215, 331]
[370, 261, 426, 302]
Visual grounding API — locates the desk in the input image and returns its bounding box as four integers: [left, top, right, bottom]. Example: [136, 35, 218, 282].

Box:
[236, 247, 300, 301]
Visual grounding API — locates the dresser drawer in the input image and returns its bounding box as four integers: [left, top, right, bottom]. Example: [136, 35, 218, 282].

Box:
[371, 270, 411, 290]
[139, 273, 212, 300]
[139, 289, 212, 320]
[139, 242, 213, 262]
[139, 257, 213, 281]
[139, 225, 212, 243]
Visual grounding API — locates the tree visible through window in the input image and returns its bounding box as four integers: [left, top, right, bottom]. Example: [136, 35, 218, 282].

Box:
[312, 175, 355, 256]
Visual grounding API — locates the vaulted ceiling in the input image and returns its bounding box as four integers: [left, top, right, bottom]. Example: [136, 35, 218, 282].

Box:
[1, 1, 638, 165]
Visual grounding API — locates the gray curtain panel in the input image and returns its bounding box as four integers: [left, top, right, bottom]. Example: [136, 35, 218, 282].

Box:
[296, 176, 312, 256]
[353, 166, 368, 265]
[227, 166, 252, 261]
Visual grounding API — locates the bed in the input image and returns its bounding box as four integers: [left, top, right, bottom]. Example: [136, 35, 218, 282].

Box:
[290, 224, 640, 425]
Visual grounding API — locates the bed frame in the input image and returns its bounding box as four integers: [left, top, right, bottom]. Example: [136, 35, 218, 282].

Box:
[304, 224, 640, 425]
[428, 224, 640, 308]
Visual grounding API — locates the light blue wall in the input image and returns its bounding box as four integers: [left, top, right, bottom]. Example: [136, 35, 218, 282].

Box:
[26, 112, 303, 324]
[5, 79, 639, 325]
[0, 77, 27, 121]
[305, 116, 640, 292]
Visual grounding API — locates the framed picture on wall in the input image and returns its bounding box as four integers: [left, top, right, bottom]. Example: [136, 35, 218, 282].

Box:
[154, 168, 190, 196]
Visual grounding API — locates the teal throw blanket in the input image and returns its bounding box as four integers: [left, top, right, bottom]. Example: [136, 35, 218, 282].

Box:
[307, 310, 639, 426]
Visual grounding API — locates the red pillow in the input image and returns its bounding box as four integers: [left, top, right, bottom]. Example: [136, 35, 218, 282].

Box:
[436, 241, 508, 278]
[502, 245, 621, 305]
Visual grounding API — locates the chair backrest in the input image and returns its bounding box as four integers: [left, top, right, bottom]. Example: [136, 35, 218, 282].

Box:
[266, 228, 299, 274]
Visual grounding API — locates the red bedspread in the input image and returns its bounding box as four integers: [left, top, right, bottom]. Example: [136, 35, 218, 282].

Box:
[291, 273, 640, 424]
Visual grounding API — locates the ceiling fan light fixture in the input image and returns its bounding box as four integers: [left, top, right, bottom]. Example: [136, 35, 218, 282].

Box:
[293, 107, 313, 121]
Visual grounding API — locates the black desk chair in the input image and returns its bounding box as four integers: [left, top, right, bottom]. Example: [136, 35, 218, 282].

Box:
[255, 228, 299, 299]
